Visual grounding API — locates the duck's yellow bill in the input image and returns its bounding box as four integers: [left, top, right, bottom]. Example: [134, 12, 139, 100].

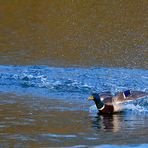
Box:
[88, 96, 94, 100]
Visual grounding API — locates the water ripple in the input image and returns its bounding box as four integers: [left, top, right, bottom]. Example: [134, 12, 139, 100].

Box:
[0, 66, 147, 102]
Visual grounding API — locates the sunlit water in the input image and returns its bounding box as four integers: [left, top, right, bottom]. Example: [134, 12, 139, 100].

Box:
[0, 1, 148, 69]
[0, 66, 147, 147]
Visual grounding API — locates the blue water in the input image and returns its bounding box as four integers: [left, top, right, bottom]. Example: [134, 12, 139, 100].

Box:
[0, 65, 147, 97]
[0, 66, 147, 147]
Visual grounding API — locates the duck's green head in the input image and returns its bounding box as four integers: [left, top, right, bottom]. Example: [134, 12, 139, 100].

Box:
[88, 93, 99, 101]
[88, 93, 104, 109]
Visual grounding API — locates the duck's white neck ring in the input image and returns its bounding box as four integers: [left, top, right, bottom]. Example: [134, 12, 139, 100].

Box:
[99, 105, 105, 110]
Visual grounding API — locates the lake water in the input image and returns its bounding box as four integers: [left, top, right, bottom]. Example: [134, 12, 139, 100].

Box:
[0, 0, 147, 69]
[0, 0, 148, 147]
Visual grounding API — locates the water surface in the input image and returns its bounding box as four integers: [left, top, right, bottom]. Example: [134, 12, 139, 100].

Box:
[0, 1, 148, 147]
[0, 0, 148, 68]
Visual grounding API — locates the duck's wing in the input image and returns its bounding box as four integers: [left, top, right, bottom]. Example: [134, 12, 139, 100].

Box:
[113, 90, 148, 104]
[99, 91, 113, 105]
[127, 91, 148, 100]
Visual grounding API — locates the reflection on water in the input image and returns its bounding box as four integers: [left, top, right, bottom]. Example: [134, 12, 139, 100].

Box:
[92, 114, 122, 132]
[90, 113, 148, 145]
[0, 0, 147, 68]
[0, 93, 148, 147]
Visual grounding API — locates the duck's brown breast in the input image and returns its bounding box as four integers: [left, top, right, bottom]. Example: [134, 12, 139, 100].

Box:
[99, 104, 114, 114]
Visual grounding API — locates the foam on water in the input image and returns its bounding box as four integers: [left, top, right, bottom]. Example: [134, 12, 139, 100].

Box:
[89, 97, 148, 115]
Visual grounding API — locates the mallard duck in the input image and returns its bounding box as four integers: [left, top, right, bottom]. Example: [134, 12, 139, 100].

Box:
[88, 90, 148, 114]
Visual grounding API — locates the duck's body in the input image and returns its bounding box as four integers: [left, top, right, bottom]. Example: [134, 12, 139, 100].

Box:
[88, 90, 148, 114]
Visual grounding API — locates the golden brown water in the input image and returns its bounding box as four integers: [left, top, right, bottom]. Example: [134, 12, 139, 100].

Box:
[0, 93, 148, 147]
[0, 0, 148, 68]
